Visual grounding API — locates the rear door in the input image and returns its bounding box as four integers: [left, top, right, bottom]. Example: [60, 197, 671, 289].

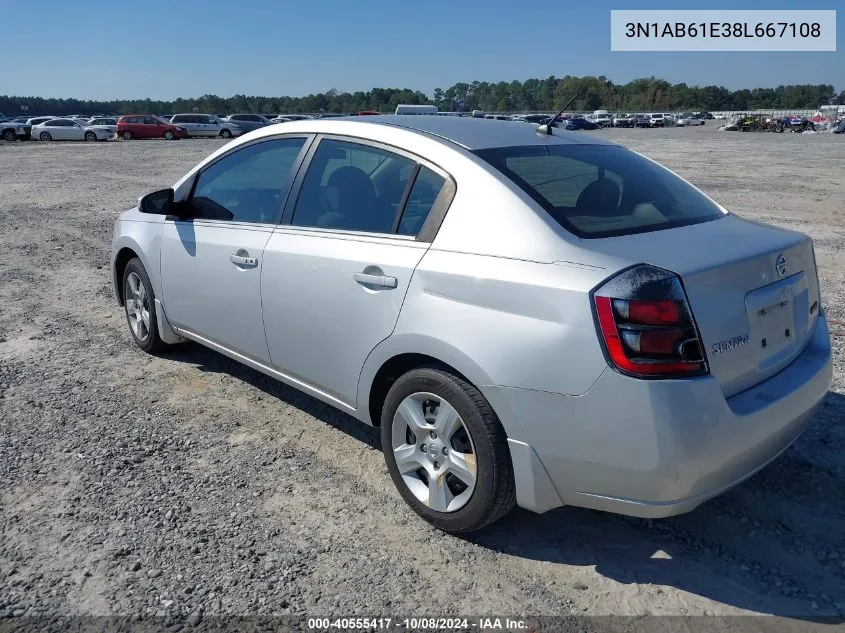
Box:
[199, 115, 218, 136]
[261, 136, 453, 406]
[160, 135, 311, 362]
[143, 116, 163, 138]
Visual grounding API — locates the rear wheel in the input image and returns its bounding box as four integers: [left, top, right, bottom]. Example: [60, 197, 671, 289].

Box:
[39, 132, 52, 141]
[3, 129, 16, 142]
[163, 130, 174, 140]
[122, 258, 165, 354]
[381, 367, 516, 533]
[122, 131, 133, 140]
[84, 131, 97, 141]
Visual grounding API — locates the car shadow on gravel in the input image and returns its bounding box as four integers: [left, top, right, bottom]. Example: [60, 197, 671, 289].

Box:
[462, 390, 845, 621]
[162, 342, 381, 449]
[158, 342, 844, 619]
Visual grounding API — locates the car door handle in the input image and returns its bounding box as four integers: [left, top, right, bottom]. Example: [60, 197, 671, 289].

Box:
[230, 253, 258, 267]
[354, 272, 398, 289]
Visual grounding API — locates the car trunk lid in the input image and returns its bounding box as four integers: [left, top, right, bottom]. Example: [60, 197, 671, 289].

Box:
[580, 215, 821, 397]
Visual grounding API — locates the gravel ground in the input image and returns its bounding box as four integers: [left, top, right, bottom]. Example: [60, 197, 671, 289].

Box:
[1, 127, 843, 630]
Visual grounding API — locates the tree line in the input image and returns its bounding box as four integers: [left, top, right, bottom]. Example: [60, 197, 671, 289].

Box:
[1, 76, 840, 117]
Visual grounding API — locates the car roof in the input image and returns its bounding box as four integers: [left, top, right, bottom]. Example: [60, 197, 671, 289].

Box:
[365, 115, 614, 150]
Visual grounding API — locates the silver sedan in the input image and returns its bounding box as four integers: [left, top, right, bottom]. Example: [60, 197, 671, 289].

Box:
[111, 116, 832, 533]
[32, 118, 113, 141]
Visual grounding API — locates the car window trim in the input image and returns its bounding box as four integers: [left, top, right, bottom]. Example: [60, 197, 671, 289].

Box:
[391, 164, 421, 234]
[280, 133, 456, 243]
[180, 133, 315, 227]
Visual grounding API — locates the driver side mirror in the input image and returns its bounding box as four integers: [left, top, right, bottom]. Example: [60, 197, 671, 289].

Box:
[139, 188, 174, 215]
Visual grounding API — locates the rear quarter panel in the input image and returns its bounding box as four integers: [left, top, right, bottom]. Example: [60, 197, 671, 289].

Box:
[357, 249, 616, 428]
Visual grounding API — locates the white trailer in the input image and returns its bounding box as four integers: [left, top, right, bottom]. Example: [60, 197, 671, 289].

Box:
[394, 104, 438, 115]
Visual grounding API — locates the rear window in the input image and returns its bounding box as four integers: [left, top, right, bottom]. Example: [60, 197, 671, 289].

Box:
[473, 144, 725, 238]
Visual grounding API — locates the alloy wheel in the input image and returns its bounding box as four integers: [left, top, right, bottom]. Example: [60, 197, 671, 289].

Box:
[391, 392, 477, 513]
[125, 272, 151, 342]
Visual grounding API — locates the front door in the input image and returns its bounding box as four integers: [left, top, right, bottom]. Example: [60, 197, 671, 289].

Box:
[262, 137, 450, 406]
[159, 135, 310, 362]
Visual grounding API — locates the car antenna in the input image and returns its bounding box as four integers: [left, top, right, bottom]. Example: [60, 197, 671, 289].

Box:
[536, 93, 579, 136]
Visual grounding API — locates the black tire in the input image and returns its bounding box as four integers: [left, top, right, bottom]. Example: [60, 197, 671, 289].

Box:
[40, 132, 52, 141]
[3, 129, 16, 142]
[84, 131, 97, 141]
[163, 130, 174, 140]
[122, 131, 133, 140]
[220, 128, 232, 138]
[122, 258, 165, 354]
[381, 367, 516, 533]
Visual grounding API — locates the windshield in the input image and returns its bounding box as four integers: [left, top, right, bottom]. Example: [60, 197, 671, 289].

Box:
[473, 144, 726, 238]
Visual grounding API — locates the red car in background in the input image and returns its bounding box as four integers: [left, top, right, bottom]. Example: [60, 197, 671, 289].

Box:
[117, 115, 186, 140]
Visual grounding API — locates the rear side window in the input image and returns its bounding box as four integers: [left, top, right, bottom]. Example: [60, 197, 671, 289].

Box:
[474, 144, 724, 238]
[190, 137, 307, 224]
[292, 139, 416, 234]
[397, 167, 445, 236]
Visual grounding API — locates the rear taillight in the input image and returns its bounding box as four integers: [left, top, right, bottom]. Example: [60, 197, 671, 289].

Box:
[592, 265, 708, 379]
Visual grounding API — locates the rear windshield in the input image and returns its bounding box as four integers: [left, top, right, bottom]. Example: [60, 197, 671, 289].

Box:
[474, 144, 725, 238]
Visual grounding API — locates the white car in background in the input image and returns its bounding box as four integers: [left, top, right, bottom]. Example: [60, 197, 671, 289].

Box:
[87, 117, 118, 135]
[675, 114, 703, 127]
[169, 114, 243, 138]
[32, 118, 114, 141]
[270, 114, 313, 123]
[675, 112, 704, 127]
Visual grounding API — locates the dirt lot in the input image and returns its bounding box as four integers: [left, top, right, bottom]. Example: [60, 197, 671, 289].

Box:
[1, 126, 843, 628]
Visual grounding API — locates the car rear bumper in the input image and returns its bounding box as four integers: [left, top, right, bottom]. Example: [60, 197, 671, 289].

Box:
[481, 314, 832, 518]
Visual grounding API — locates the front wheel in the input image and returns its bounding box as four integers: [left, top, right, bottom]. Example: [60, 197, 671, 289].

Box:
[163, 130, 174, 140]
[381, 367, 516, 533]
[122, 258, 165, 354]
[40, 132, 52, 141]
[220, 128, 232, 138]
[84, 131, 97, 141]
[3, 129, 16, 142]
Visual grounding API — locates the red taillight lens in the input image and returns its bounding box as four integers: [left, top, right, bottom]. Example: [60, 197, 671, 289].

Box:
[593, 266, 708, 379]
[615, 299, 683, 325]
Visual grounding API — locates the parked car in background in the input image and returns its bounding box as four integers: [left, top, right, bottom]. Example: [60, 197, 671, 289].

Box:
[633, 114, 651, 128]
[590, 111, 612, 127]
[612, 113, 635, 128]
[649, 113, 668, 127]
[111, 115, 831, 533]
[223, 114, 272, 133]
[675, 114, 703, 127]
[694, 111, 713, 120]
[520, 113, 551, 124]
[87, 117, 118, 135]
[553, 117, 599, 131]
[117, 115, 186, 140]
[32, 118, 113, 141]
[0, 114, 31, 141]
[26, 116, 54, 129]
[170, 114, 242, 138]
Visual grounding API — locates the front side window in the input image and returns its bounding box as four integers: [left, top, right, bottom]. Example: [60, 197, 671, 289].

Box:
[291, 139, 415, 234]
[474, 144, 725, 238]
[190, 137, 306, 224]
